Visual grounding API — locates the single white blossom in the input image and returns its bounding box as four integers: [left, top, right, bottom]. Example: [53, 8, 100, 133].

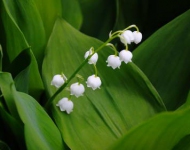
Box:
[119, 50, 133, 64]
[86, 74, 101, 90]
[106, 55, 121, 69]
[51, 74, 67, 88]
[133, 31, 142, 44]
[120, 30, 134, 45]
[84, 48, 98, 64]
[70, 82, 85, 98]
[56, 98, 74, 114]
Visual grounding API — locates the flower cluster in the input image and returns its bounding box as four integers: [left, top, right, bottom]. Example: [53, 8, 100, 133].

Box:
[51, 74, 86, 114]
[106, 27, 142, 69]
[50, 25, 142, 114]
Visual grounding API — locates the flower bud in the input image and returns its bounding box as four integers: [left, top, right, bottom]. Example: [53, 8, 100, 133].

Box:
[51, 74, 67, 88]
[106, 55, 121, 69]
[70, 82, 85, 98]
[119, 50, 133, 64]
[86, 75, 101, 90]
[56, 98, 74, 114]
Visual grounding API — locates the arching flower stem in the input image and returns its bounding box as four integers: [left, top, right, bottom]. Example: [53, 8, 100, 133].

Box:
[44, 34, 118, 109]
[106, 43, 118, 56]
[110, 25, 139, 38]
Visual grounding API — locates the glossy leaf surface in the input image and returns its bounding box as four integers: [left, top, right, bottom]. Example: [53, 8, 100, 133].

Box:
[1, 0, 46, 65]
[0, 72, 64, 150]
[42, 18, 166, 150]
[109, 107, 190, 150]
[133, 10, 190, 110]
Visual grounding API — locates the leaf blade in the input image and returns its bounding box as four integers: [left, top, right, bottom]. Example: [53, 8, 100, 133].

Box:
[133, 9, 190, 110]
[109, 107, 190, 150]
[42, 18, 166, 150]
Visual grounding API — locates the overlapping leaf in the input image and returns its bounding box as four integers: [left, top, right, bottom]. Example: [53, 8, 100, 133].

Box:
[0, 72, 64, 150]
[133, 9, 190, 110]
[1, 0, 46, 65]
[33, 0, 62, 40]
[7, 48, 44, 100]
[42, 18, 166, 150]
[62, 0, 83, 29]
[1, 0, 44, 99]
[109, 107, 190, 150]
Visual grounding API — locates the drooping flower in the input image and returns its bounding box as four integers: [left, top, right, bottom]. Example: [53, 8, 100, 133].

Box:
[106, 55, 121, 69]
[119, 50, 133, 64]
[51, 74, 67, 88]
[133, 31, 142, 44]
[70, 82, 85, 98]
[86, 74, 101, 90]
[120, 30, 134, 45]
[56, 97, 74, 114]
[84, 48, 98, 64]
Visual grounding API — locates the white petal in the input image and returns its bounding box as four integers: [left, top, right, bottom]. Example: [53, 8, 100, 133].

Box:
[84, 49, 98, 64]
[86, 75, 101, 90]
[106, 55, 121, 69]
[56, 98, 74, 114]
[133, 31, 142, 44]
[70, 82, 85, 97]
[119, 50, 133, 64]
[51, 74, 66, 88]
[120, 30, 134, 45]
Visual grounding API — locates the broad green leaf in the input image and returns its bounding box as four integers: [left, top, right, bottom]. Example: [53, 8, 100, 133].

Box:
[133, 10, 190, 110]
[1, 0, 46, 65]
[33, 0, 62, 40]
[0, 73, 19, 118]
[78, 0, 116, 40]
[42, 18, 166, 150]
[0, 72, 64, 150]
[7, 48, 44, 100]
[62, 0, 83, 29]
[109, 107, 190, 150]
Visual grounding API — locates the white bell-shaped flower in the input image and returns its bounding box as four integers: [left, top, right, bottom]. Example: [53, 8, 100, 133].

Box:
[120, 30, 134, 45]
[133, 31, 142, 44]
[51, 74, 67, 88]
[119, 50, 133, 64]
[86, 74, 101, 90]
[106, 55, 121, 69]
[84, 48, 98, 64]
[70, 82, 85, 98]
[56, 98, 74, 114]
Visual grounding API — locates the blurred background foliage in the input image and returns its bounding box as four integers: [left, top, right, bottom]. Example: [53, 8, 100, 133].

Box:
[0, 0, 190, 149]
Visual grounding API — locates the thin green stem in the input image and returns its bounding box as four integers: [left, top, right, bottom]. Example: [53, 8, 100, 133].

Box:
[93, 65, 98, 77]
[110, 25, 139, 37]
[44, 35, 118, 109]
[106, 43, 118, 56]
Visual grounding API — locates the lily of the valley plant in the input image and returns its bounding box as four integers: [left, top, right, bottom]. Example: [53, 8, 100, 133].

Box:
[50, 26, 142, 114]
